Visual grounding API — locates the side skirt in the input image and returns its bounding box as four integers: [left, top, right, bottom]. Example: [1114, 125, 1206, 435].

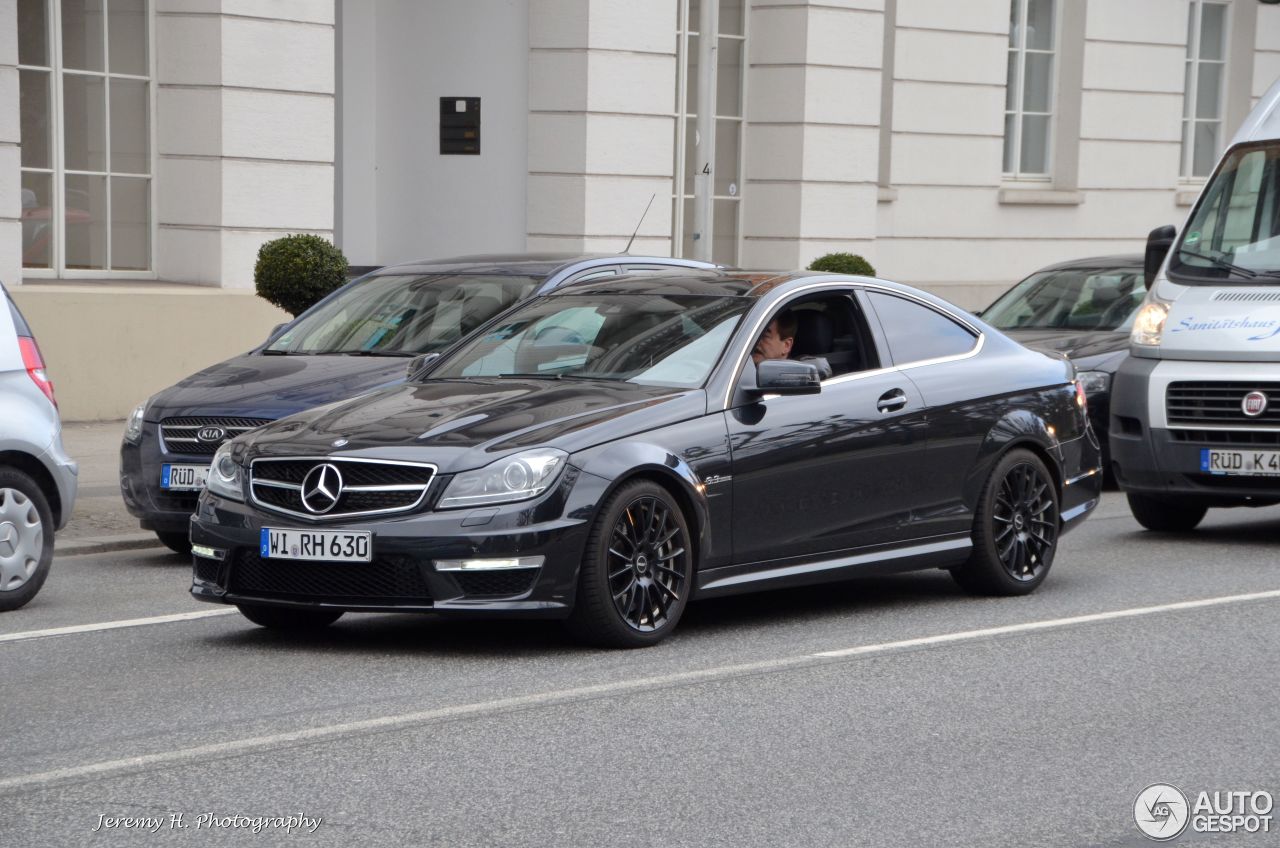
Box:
[694, 535, 973, 599]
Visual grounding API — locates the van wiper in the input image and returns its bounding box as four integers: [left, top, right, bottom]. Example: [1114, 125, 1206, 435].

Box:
[1178, 249, 1258, 279]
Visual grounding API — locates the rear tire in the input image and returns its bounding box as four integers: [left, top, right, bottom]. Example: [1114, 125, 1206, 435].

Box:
[1126, 493, 1207, 532]
[236, 603, 344, 630]
[155, 530, 192, 555]
[565, 479, 693, 648]
[952, 449, 1059, 597]
[0, 469, 55, 612]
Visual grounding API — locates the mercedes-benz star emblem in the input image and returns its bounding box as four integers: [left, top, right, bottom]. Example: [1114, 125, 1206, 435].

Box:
[1242, 391, 1269, 418]
[300, 464, 344, 514]
[197, 426, 227, 443]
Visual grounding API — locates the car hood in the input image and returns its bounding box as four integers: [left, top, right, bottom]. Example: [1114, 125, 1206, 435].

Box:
[147, 354, 411, 421]
[240, 379, 706, 474]
[1005, 329, 1129, 361]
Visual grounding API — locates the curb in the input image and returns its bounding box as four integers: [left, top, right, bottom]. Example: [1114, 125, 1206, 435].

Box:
[57, 534, 167, 557]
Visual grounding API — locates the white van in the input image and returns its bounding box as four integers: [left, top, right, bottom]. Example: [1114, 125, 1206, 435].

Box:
[1110, 77, 1280, 531]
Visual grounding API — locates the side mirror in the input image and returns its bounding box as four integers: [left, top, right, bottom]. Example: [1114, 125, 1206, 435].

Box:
[1144, 224, 1177, 287]
[266, 322, 288, 341]
[407, 352, 441, 378]
[755, 359, 821, 395]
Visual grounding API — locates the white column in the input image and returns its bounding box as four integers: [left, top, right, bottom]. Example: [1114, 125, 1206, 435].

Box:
[0, 0, 20, 287]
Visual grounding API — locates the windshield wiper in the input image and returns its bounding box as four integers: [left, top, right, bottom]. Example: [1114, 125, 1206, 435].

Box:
[494, 372, 565, 380]
[261, 349, 309, 356]
[312, 349, 417, 357]
[1177, 249, 1259, 279]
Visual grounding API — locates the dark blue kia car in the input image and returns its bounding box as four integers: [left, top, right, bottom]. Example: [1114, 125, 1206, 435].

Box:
[121, 254, 717, 553]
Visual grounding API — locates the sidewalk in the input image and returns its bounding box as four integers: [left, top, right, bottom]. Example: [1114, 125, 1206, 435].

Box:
[57, 420, 161, 555]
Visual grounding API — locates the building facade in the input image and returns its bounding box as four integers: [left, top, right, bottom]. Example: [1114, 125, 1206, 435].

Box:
[2, 0, 1278, 418]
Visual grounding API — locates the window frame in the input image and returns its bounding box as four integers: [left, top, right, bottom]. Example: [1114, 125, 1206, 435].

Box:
[1181, 0, 1231, 180]
[672, 0, 749, 266]
[1003, 0, 1060, 181]
[18, 0, 158, 279]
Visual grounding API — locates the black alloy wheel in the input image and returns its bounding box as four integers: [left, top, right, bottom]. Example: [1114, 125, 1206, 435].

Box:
[953, 448, 1059, 596]
[236, 603, 344, 630]
[566, 479, 693, 648]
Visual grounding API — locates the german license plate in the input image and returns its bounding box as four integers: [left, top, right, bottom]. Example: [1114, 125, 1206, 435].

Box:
[161, 464, 210, 491]
[1201, 449, 1280, 477]
[260, 528, 372, 562]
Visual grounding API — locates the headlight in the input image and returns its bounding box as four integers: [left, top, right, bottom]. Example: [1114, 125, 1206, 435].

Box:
[438, 448, 568, 509]
[1131, 300, 1170, 346]
[205, 444, 244, 502]
[123, 402, 146, 444]
[1075, 370, 1110, 397]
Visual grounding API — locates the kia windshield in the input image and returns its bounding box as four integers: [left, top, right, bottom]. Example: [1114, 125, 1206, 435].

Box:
[1170, 142, 1280, 284]
[983, 266, 1146, 331]
[431, 294, 752, 388]
[265, 274, 542, 355]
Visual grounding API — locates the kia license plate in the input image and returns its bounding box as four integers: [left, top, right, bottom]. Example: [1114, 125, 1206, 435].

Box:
[161, 464, 210, 491]
[260, 528, 372, 562]
[1201, 449, 1280, 477]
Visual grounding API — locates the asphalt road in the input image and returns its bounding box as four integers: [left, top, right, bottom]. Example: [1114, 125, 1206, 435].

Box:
[2, 492, 1279, 847]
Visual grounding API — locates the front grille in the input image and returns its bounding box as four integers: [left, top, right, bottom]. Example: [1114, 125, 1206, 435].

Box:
[1166, 382, 1280, 427]
[161, 417, 270, 456]
[228, 550, 433, 603]
[1170, 429, 1280, 446]
[249, 457, 436, 521]
[455, 569, 539, 597]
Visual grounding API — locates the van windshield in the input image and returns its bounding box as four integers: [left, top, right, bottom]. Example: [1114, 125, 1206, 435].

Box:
[1170, 143, 1280, 284]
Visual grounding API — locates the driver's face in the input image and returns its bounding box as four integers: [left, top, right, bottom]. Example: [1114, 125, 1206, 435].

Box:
[752, 319, 793, 365]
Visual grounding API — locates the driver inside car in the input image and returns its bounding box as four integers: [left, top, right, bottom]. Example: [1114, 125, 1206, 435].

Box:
[752, 309, 833, 380]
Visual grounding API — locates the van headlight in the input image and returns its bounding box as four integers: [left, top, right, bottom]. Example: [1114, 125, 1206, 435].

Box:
[438, 449, 568, 509]
[123, 402, 146, 444]
[206, 444, 245, 502]
[1131, 295, 1172, 347]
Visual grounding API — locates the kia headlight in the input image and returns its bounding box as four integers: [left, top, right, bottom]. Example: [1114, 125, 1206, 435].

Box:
[206, 443, 245, 502]
[1130, 293, 1173, 347]
[1075, 370, 1110, 397]
[438, 449, 568, 509]
[123, 402, 146, 444]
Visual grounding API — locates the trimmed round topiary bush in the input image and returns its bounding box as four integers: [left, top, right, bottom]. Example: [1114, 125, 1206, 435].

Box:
[808, 252, 876, 277]
[254, 234, 349, 316]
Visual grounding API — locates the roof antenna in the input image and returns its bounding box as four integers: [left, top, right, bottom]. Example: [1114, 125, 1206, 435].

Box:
[623, 193, 656, 254]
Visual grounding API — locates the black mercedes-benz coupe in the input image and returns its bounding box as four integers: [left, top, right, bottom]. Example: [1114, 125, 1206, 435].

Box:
[190, 271, 1103, 647]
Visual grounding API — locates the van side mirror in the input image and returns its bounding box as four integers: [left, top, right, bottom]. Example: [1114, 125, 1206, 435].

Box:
[1145, 224, 1177, 287]
[407, 352, 441, 378]
[755, 359, 821, 395]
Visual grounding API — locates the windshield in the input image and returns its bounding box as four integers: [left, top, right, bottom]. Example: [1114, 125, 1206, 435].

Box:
[265, 274, 541, 355]
[983, 266, 1146, 331]
[1171, 142, 1280, 283]
[431, 294, 752, 387]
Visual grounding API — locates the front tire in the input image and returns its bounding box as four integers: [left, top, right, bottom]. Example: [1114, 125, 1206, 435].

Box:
[565, 480, 693, 648]
[236, 603, 344, 630]
[952, 449, 1059, 596]
[0, 469, 55, 612]
[1126, 493, 1207, 532]
[155, 530, 192, 555]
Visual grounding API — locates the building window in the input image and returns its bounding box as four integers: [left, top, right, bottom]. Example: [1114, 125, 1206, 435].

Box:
[672, 0, 746, 266]
[18, 0, 153, 276]
[1003, 0, 1056, 178]
[1182, 0, 1228, 179]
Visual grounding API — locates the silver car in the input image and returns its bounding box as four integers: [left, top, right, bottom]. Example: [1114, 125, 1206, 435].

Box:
[0, 283, 77, 611]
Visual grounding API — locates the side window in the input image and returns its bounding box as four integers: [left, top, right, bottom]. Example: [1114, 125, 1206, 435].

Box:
[757, 293, 878, 378]
[867, 292, 978, 365]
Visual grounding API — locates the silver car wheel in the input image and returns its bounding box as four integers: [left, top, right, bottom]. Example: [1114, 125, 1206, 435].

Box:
[0, 487, 45, 593]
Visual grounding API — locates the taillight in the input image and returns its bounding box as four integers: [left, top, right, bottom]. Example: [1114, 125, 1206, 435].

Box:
[18, 336, 57, 409]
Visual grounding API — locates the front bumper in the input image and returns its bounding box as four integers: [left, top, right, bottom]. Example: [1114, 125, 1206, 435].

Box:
[120, 424, 215, 533]
[189, 467, 606, 618]
[1110, 357, 1280, 503]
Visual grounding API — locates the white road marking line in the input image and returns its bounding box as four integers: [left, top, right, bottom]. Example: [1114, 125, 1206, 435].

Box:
[2, 587, 1278, 794]
[0, 609, 239, 644]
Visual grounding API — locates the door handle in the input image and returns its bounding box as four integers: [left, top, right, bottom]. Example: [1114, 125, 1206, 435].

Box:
[877, 389, 908, 413]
